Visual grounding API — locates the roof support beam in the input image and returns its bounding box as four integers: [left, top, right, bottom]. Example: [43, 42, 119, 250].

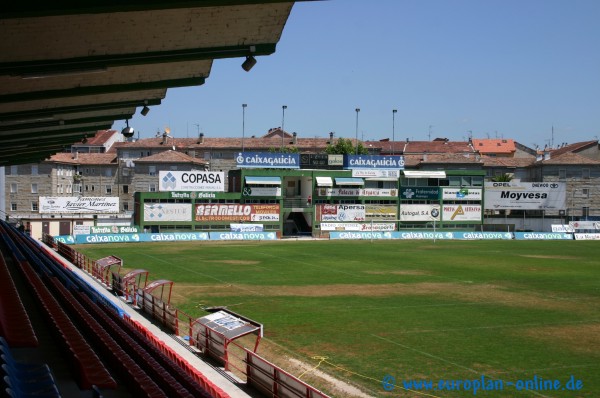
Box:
[0, 98, 162, 121]
[0, 77, 206, 104]
[0, 43, 276, 77]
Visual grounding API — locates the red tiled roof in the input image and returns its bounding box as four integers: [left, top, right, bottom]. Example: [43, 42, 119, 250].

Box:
[113, 136, 343, 152]
[133, 150, 208, 165]
[46, 153, 117, 165]
[471, 139, 515, 154]
[545, 140, 597, 157]
[364, 140, 475, 155]
[403, 153, 483, 166]
[537, 152, 600, 165]
[481, 156, 535, 168]
[262, 127, 293, 139]
[73, 130, 119, 146]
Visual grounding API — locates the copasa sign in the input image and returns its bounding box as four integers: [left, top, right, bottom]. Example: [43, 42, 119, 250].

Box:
[236, 152, 299, 169]
[344, 155, 404, 169]
[159, 171, 224, 192]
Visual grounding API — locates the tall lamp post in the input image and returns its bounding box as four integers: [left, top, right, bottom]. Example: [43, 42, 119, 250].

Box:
[392, 109, 397, 155]
[242, 104, 247, 152]
[355, 108, 360, 155]
[281, 105, 287, 151]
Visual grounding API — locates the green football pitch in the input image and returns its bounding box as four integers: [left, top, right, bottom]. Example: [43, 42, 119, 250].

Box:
[75, 240, 600, 397]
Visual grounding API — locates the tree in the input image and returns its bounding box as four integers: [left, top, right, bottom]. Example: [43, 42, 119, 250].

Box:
[491, 173, 513, 182]
[325, 138, 369, 155]
[268, 146, 299, 153]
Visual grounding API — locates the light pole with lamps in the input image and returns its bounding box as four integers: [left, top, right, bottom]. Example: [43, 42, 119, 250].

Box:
[242, 104, 247, 152]
[355, 108, 360, 155]
[281, 105, 287, 151]
[392, 109, 397, 155]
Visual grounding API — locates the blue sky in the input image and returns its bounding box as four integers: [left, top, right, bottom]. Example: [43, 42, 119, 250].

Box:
[128, 0, 600, 149]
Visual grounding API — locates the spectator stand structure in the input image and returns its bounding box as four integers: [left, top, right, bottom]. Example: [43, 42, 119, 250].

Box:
[42, 232, 332, 398]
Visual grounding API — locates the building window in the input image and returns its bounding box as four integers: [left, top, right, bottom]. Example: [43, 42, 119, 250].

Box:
[85, 185, 89, 192]
[149, 183, 157, 192]
[67, 184, 72, 194]
[123, 202, 129, 211]
[582, 168, 590, 179]
[149, 166, 156, 176]
[582, 188, 589, 198]
[582, 207, 590, 218]
[31, 165, 38, 175]
[10, 183, 17, 193]
[105, 168, 112, 177]
[31, 183, 38, 194]
[123, 185, 129, 194]
[91, 185, 95, 192]
[10, 165, 18, 175]
[170, 165, 177, 171]
[31, 202, 39, 211]
[74, 184, 82, 194]
[105, 185, 112, 194]
[559, 169, 566, 180]
[122, 168, 130, 176]
[11, 203, 17, 211]
[57, 184, 63, 194]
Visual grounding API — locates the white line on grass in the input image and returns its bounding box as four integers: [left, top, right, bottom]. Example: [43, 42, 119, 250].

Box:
[371, 334, 553, 398]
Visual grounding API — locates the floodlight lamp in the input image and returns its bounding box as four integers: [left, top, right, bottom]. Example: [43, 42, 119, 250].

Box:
[141, 105, 150, 116]
[121, 119, 134, 138]
[242, 55, 257, 72]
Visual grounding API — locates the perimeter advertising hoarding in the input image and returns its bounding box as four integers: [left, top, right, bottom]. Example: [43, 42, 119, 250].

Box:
[236, 152, 300, 169]
[400, 187, 440, 200]
[67, 231, 278, 244]
[230, 224, 264, 232]
[514, 232, 573, 240]
[300, 154, 343, 169]
[317, 188, 397, 197]
[484, 182, 566, 210]
[365, 204, 397, 220]
[442, 204, 482, 222]
[316, 204, 365, 222]
[159, 171, 224, 192]
[569, 221, 600, 230]
[329, 231, 514, 240]
[344, 155, 405, 169]
[39, 197, 119, 213]
[195, 204, 279, 222]
[319, 222, 395, 231]
[442, 188, 482, 201]
[552, 224, 575, 233]
[242, 187, 282, 197]
[351, 169, 400, 178]
[144, 203, 192, 222]
[574, 233, 600, 240]
[75, 232, 209, 244]
[90, 226, 140, 234]
[399, 204, 441, 221]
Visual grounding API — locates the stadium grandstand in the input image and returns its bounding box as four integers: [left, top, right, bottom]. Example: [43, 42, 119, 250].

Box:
[0, 1, 327, 397]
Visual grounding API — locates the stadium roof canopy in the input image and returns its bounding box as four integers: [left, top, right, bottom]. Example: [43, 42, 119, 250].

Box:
[0, 1, 299, 166]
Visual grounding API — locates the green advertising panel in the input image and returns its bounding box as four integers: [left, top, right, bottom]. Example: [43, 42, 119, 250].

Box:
[399, 186, 440, 200]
